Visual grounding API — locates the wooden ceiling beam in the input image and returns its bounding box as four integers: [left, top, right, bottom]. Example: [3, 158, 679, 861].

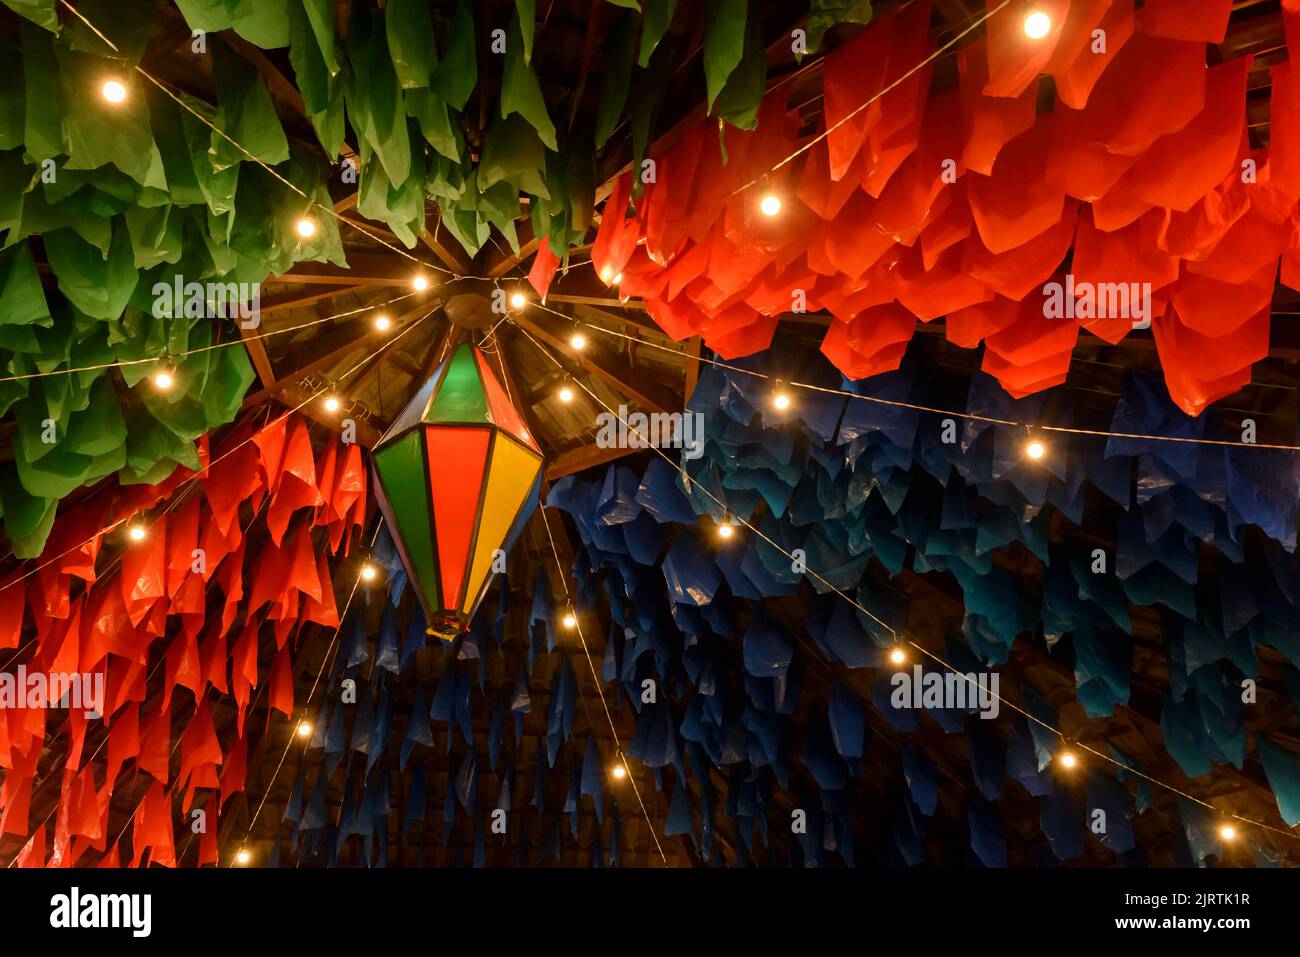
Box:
[544, 441, 642, 480]
[484, 220, 542, 279]
[682, 335, 702, 403]
[510, 308, 677, 414]
[239, 325, 277, 390]
[276, 252, 417, 286]
[420, 209, 475, 275]
[344, 310, 444, 401]
[241, 299, 437, 407]
[276, 380, 383, 447]
[259, 284, 371, 317]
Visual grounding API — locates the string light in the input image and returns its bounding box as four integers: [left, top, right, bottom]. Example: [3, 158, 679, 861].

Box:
[509, 323, 1300, 853]
[716, 514, 736, 539]
[373, 313, 391, 332]
[611, 765, 627, 780]
[759, 193, 782, 217]
[772, 380, 791, 411]
[559, 385, 574, 403]
[1219, 824, 1237, 841]
[235, 848, 251, 865]
[1024, 9, 1052, 39]
[101, 78, 127, 103]
[889, 647, 907, 667]
[570, 331, 587, 351]
[152, 368, 175, 391]
[599, 266, 615, 283]
[296, 722, 312, 738]
[562, 610, 578, 630]
[322, 395, 342, 413]
[1025, 438, 1046, 460]
[359, 563, 378, 582]
[127, 524, 147, 542]
[412, 275, 430, 292]
[542, 307, 1300, 455]
[510, 291, 528, 311]
[294, 216, 317, 239]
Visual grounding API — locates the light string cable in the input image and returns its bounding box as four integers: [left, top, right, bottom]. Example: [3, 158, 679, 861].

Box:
[240, 521, 383, 862]
[4, 315, 433, 865]
[0, 291, 428, 384]
[538, 301, 1300, 454]
[57, 0, 464, 281]
[4, 488, 273, 867]
[0, 309, 436, 599]
[483, 329, 667, 862]
[539, 485, 669, 863]
[510, 319, 1300, 848]
[725, 0, 1013, 199]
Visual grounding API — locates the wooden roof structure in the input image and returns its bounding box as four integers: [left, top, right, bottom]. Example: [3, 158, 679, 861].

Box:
[2, 0, 1299, 869]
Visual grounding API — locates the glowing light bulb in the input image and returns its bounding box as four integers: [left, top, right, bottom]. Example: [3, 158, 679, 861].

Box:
[559, 386, 574, 403]
[717, 522, 735, 540]
[510, 291, 527, 310]
[153, 370, 174, 390]
[235, 849, 251, 865]
[102, 79, 127, 104]
[1219, 824, 1237, 841]
[374, 314, 391, 332]
[1026, 440, 1045, 460]
[360, 563, 377, 582]
[1024, 10, 1052, 39]
[412, 275, 430, 292]
[323, 395, 341, 413]
[759, 194, 782, 217]
[562, 612, 577, 630]
[294, 216, 317, 239]
[128, 525, 147, 542]
[773, 392, 790, 411]
[889, 647, 907, 666]
[611, 765, 627, 780]
[599, 266, 614, 283]
[1057, 751, 1078, 769]
[570, 332, 586, 351]
[296, 722, 312, 738]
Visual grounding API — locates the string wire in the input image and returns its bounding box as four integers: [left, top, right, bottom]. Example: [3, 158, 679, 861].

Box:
[535, 301, 1300, 454]
[725, 0, 1012, 199]
[57, 1, 463, 280]
[0, 310, 435, 599]
[44, 0, 1297, 857]
[537, 506, 668, 863]
[4, 314, 433, 865]
[239, 523, 381, 855]
[488, 323, 670, 868]
[0, 291, 424, 384]
[509, 317, 1300, 849]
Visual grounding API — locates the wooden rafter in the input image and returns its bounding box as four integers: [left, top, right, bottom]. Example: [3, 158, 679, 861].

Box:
[276, 252, 418, 286]
[510, 308, 676, 414]
[259, 284, 370, 317]
[241, 299, 438, 407]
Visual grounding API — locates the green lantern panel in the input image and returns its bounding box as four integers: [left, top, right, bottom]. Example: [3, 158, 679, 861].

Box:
[372, 344, 544, 638]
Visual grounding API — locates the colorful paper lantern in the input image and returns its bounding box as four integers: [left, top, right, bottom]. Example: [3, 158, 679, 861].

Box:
[371, 343, 543, 639]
